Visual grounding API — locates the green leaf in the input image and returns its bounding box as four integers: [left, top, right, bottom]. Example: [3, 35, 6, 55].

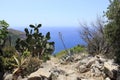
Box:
[29, 24, 35, 28]
[46, 32, 50, 40]
[25, 28, 29, 34]
[39, 33, 42, 36]
[37, 24, 42, 28]
[13, 56, 20, 67]
[30, 29, 32, 34]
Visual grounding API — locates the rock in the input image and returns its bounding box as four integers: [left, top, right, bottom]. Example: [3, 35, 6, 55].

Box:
[92, 67, 102, 77]
[66, 73, 80, 80]
[28, 65, 51, 78]
[81, 79, 95, 80]
[77, 77, 81, 80]
[99, 56, 107, 62]
[28, 76, 48, 80]
[86, 57, 97, 68]
[17, 76, 23, 80]
[21, 78, 28, 80]
[79, 65, 90, 73]
[50, 67, 66, 75]
[74, 54, 83, 62]
[49, 67, 66, 80]
[104, 60, 118, 79]
[60, 53, 74, 64]
[4, 73, 13, 80]
[90, 60, 104, 77]
[105, 77, 111, 80]
[80, 57, 91, 64]
[49, 73, 58, 80]
[3, 73, 27, 80]
[94, 60, 104, 69]
[117, 69, 120, 80]
[117, 77, 120, 80]
[25, 53, 120, 80]
[56, 75, 66, 80]
[117, 76, 120, 80]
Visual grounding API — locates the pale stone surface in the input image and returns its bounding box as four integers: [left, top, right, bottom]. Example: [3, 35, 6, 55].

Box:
[104, 60, 118, 79]
[4, 74, 13, 80]
[4, 53, 120, 80]
[27, 54, 119, 80]
[105, 77, 111, 80]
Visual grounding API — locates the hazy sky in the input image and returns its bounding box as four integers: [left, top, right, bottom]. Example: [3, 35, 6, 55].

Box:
[0, 0, 109, 27]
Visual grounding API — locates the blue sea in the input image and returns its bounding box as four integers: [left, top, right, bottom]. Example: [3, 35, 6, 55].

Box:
[11, 26, 85, 54]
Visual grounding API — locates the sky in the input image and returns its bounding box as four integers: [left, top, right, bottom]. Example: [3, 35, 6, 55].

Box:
[0, 0, 109, 27]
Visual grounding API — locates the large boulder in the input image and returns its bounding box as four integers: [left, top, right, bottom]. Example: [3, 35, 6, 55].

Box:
[3, 73, 13, 80]
[104, 60, 118, 79]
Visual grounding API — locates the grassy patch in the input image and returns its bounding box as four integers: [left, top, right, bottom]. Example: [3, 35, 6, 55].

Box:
[55, 45, 85, 58]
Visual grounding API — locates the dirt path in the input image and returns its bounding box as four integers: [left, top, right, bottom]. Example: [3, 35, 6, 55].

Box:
[28, 54, 113, 80]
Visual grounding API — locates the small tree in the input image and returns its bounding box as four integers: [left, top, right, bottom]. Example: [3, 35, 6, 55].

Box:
[15, 24, 55, 59]
[0, 20, 9, 55]
[0, 20, 9, 79]
[80, 17, 111, 56]
[104, 0, 120, 63]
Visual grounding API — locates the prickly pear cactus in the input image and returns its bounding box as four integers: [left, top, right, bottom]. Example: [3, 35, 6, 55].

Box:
[15, 24, 55, 58]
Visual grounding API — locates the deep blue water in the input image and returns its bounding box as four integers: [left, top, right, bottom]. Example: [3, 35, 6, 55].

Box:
[10, 26, 85, 54]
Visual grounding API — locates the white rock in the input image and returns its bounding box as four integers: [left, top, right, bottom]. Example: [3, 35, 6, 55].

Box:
[4, 74, 13, 80]
[104, 61, 118, 79]
[105, 77, 111, 80]
[79, 65, 90, 73]
[57, 75, 66, 80]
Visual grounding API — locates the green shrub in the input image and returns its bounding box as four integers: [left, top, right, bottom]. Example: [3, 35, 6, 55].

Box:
[55, 50, 67, 58]
[80, 17, 111, 56]
[70, 45, 85, 53]
[12, 50, 41, 78]
[41, 53, 50, 62]
[0, 20, 9, 73]
[3, 46, 16, 57]
[12, 49, 31, 79]
[55, 45, 85, 58]
[22, 57, 42, 77]
[0, 56, 4, 72]
[104, 0, 120, 63]
[0, 46, 16, 72]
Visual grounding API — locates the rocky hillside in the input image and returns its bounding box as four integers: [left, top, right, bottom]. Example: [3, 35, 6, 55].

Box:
[4, 53, 120, 80]
[8, 29, 24, 36]
[8, 28, 25, 45]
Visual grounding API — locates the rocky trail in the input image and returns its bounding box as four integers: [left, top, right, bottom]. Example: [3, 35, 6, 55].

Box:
[4, 53, 120, 80]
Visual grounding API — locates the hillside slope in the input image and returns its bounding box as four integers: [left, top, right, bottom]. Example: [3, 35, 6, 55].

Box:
[8, 28, 25, 46]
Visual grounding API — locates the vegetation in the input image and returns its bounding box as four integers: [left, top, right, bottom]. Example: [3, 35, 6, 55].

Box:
[22, 56, 42, 76]
[8, 29, 25, 46]
[1, 0, 120, 79]
[79, 0, 120, 63]
[55, 45, 85, 58]
[104, 0, 120, 63]
[12, 54, 27, 79]
[0, 20, 9, 55]
[15, 24, 55, 59]
[80, 17, 111, 56]
[0, 20, 9, 73]
[0, 22, 55, 80]
[2, 46, 16, 71]
[70, 45, 85, 53]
